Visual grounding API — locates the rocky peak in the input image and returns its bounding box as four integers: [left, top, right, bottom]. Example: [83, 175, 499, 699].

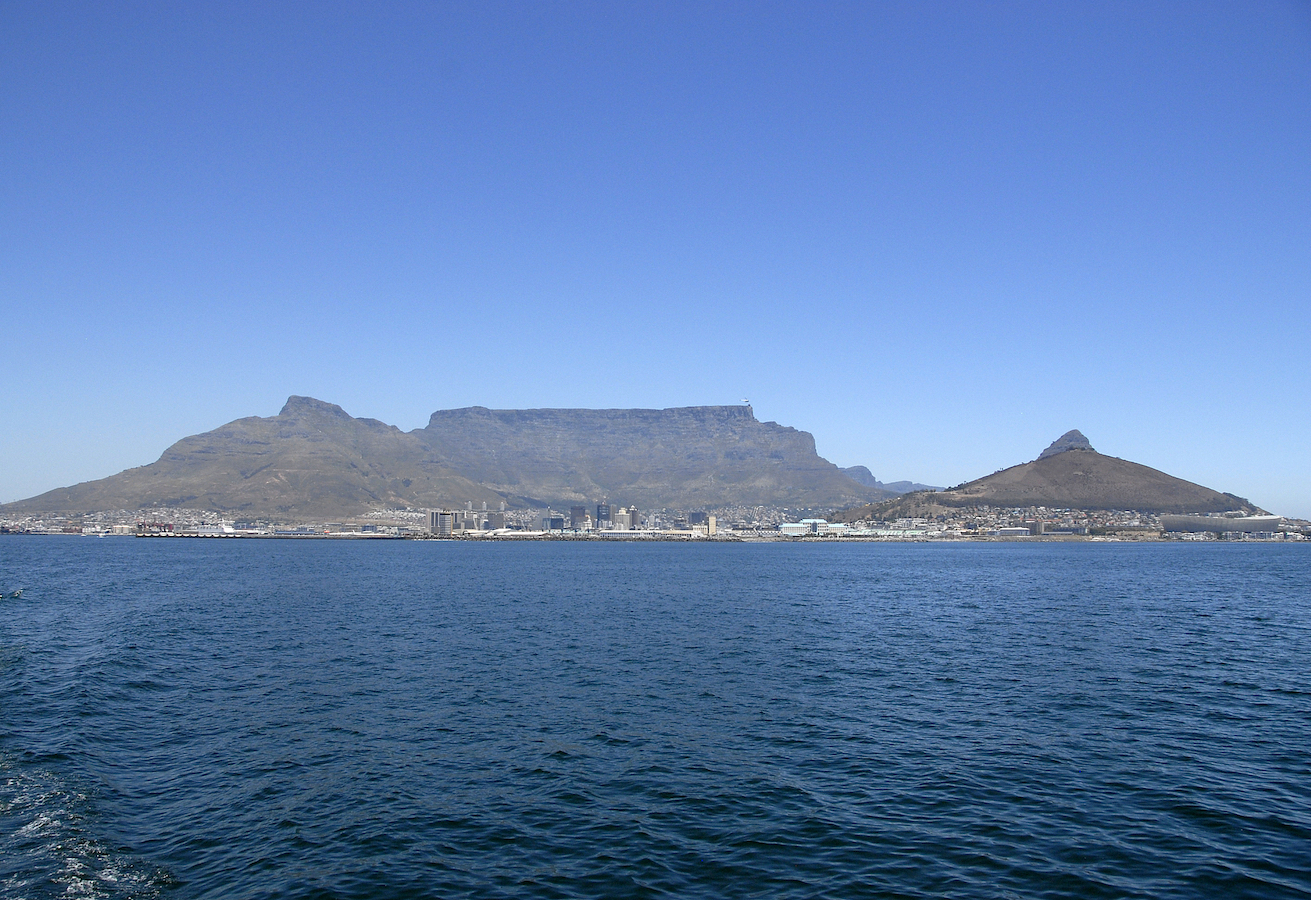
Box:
[1038, 429, 1095, 460]
[279, 396, 354, 420]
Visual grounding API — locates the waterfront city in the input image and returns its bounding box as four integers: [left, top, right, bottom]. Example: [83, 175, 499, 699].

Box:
[3, 503, 1305, 542]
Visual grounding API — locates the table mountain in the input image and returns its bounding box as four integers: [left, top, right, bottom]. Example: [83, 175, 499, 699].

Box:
[4, 397, 889, 518]
[416, 405, 888, 510]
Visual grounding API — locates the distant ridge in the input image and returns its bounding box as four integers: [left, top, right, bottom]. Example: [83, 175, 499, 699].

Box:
[841, 466, 941, 495]
[3, 397, 890, 518]
[833, 431, 1263, 521]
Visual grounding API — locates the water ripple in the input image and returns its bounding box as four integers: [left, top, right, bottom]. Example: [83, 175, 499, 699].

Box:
[1, 539, 1309, 898]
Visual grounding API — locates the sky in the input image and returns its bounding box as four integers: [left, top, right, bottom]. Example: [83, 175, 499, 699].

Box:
[2, 1, 1309, 516]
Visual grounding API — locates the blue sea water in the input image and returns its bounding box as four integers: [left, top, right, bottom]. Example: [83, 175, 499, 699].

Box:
[1, 538, 1308, 899]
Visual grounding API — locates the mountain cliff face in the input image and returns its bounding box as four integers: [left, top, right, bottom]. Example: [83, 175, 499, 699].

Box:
[4, 398, 886, 518]
[418, 405, 885, 509]
[1038, 429, 1094, 459]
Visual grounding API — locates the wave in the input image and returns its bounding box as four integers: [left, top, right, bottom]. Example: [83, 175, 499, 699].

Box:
[0, 752, 174, 900]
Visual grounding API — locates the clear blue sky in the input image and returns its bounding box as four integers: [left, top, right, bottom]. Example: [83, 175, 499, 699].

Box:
[3, 1, 1309, 516]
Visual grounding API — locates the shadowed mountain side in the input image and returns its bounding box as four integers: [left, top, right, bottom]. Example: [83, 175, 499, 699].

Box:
[418, 406, 891, 509]
[4, 397, 502, 518]
[832, 441, 1263, 522]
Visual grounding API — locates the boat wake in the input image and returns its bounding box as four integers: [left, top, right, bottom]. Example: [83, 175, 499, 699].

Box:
[0, 753, 173, 899]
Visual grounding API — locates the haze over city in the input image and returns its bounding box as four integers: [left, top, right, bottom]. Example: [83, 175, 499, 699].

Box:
[3, 1, 1308, 516]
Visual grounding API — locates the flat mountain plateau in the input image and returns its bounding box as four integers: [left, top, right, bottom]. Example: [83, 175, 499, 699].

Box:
[4, 397, 889, 519]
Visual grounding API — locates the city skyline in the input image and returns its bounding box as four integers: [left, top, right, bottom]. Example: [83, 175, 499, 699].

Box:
[3, 2, 1309, 516]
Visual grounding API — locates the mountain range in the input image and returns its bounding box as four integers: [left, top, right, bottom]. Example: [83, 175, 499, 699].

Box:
[4, 407, 1264, 522]
[4, 397, 890, 518]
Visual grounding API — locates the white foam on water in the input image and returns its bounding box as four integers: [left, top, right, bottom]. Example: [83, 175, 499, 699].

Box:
[0, 756, 171, 899]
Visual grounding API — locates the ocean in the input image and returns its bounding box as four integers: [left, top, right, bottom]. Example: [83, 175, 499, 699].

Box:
[1, 538, 1308, 899]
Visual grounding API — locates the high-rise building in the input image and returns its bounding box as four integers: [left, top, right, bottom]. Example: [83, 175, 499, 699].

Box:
[596, 503, 612, 526]
[429, 511, 457, 536]
[627, 505, 640, 529]
[570, 506, 588, 530]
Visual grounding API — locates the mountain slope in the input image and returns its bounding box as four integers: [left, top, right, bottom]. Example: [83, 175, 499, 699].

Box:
[417, 406, 889, 509]
[4, 397, 500, 518]
[833, 431, 1262, 520]
[943, 449, 1259, 513]
[5, 398, 889, 517]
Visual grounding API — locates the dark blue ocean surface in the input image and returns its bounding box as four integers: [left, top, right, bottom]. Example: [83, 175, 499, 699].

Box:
[1, 538, 1308, 899]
